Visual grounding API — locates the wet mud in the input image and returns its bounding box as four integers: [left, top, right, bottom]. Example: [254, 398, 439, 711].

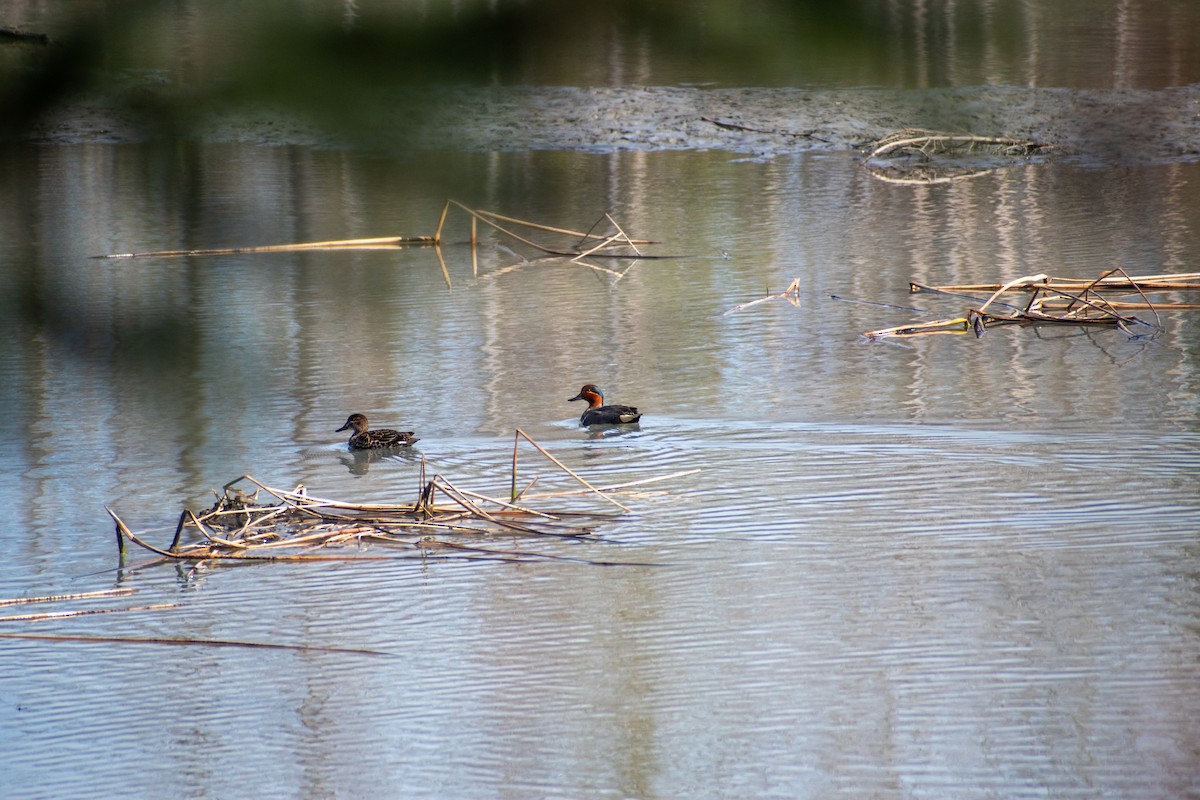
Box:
[28, 84, 1200, 165]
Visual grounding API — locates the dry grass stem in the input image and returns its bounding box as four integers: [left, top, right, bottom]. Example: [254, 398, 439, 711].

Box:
[448, 201, 610, 256]
[572, 231, 626, 262]
[474, 208, 655, 245]
[96, 236, 437, 259]
[0, 632, 396, 657]
[723, 278, 801, 315]
[523, 469, 702, 499]
[514, 429, 632, 512]
[0, 588, 137, 607]
[0, 604, 180, 623]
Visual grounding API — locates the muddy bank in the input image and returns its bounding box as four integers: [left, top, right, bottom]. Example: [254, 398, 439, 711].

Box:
[29, 84, 1200, 163]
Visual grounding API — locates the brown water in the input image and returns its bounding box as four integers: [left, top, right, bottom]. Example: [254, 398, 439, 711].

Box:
[3, 2, 1200, 798]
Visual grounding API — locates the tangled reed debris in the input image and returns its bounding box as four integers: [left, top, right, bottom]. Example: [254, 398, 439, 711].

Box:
[866, 268, 1199, 339]
[96, 201, 675, 285]
[864, 128, 1053, 183]
[107, 431, 695, 567]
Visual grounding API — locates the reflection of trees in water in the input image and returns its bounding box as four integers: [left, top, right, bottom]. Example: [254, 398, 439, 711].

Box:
[3, 2, 1196, 143]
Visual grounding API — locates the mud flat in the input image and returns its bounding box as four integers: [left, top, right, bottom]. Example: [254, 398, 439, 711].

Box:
[28, 84, 1200, 164]
[407, 84, 1200, 163]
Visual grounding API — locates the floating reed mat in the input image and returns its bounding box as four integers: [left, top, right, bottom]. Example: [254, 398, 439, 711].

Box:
[107, 431, 697, 566]
[863, 128, 1053, 184]
[865, 268, 1199, 340]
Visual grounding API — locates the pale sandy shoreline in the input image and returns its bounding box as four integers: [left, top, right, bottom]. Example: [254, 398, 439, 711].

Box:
[27, 84, 1200, 164]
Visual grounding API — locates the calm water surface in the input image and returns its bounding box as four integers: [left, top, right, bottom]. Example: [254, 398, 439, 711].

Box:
[2, 141, 1199, 797]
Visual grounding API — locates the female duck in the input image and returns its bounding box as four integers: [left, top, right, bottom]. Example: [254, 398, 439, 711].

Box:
[569, 384, 642, 426]
[336, 413, 419, 450]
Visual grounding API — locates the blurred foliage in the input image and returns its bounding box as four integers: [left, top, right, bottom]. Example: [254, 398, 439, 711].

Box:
[4, 0, 1199, 145]
[0, 0, 889, 144]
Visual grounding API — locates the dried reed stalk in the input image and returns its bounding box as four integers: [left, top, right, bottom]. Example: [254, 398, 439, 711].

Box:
[523, 469, 702, 499]
[513, 429, 632, 512]
[429, 476, 550, 536]
[0, 604, 180, 623]
[0, 631, 396, 656]
[474, 207, 655, 245]
[440, 200, 667, 261]
[96, 236, 436, 259]
[910, 272, 1200, 295]
[864, 317, 972, 339]
[723, 278, 801, 315]
[1039, 300, 1200, 310]
[0, 588, 137, 606]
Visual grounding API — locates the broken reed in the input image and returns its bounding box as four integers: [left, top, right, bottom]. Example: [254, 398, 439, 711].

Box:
[865, 268, 1192, 339]
[862, 129, 1052, 184]
[722, 278, 801, 316]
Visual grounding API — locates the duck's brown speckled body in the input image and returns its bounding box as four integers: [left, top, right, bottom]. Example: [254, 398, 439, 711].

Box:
[336, 413, 419, 450]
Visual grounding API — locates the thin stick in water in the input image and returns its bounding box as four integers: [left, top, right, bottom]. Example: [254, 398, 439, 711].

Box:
[516, 429, 632, 512]
[0, 632, 397, 657]
[0, 604, 180, 622]
[0, 588, 137, 607]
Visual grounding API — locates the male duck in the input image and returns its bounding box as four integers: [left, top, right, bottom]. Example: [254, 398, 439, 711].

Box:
[336, 413, 419, 450]
[569, 384, 642, 426]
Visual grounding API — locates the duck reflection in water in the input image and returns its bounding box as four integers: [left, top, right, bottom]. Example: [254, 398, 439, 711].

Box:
[337, 446, 419, 476]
